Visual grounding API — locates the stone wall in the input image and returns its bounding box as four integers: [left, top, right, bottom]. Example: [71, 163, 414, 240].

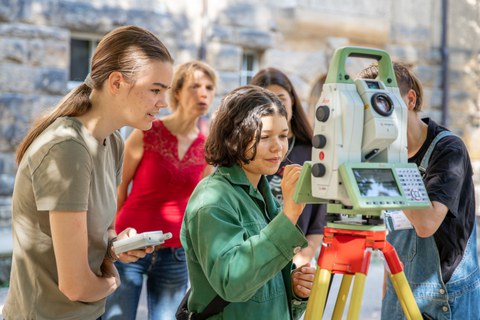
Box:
[0, 24, 69, 223]
[1, 0, 480, 251]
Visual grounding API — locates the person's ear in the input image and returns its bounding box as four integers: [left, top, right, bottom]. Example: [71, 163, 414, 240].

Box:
[107, 71, 125, 94]
[405, 89, 417, 111]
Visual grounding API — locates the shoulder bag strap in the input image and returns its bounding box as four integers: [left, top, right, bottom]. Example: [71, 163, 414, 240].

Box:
[418, 130, 456, 175]
[195, 294, 230, 320]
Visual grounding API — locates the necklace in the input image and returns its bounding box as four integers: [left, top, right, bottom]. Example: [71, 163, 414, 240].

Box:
[274, 136, 296, 176]
[286, 136, 295, 158]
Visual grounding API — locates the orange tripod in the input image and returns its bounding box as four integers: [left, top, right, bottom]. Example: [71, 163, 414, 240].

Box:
[304, 226, 422, 320]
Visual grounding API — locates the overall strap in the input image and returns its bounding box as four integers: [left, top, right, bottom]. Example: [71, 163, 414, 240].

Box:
[418, 130, 456, 175]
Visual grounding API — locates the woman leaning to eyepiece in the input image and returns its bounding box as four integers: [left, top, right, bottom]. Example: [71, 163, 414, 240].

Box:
[2, 25, 174, 320]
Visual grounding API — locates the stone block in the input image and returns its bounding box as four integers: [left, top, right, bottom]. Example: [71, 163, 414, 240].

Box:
[0, 0, 19, 22]
[210, 24, 235, 43]
[217, 72, 240, 96]
[30, 39, 69, 68]
[287, 73, 310, 102]
[414, 64, 442, 88]
[385, 44, 419, 63]
[35, 68, 68, 95]
[215, 2, 273, 30]
[0, 153, 15, 177]
[210, 24, 275, 49]
[50, 1, 177, 37]
[0, 93, 58, 145]
[0, 253, 12, 287]
[206, 43, 242, 72]
[234, 27, 274, 49]
[263, 49, 327, 85]
[55, 1, 116, 33]
[389, 0, 437, 44]
[0, 38, 28, 63]
[0, 174, 14, 196]
[0, 23, 68, 41]
[0, 94, 32, 150]
[422, 87, 443, 110]
[125, 9, 177, 36]
[0, 63, 36, 93]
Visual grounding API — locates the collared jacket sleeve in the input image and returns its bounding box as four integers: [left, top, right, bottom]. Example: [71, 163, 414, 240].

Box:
[181, 167, 309, 319]
[188, 204, 306, 301]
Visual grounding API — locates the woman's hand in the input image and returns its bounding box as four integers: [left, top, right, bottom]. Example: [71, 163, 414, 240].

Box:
[291, 263, 316, 299]
[281, 164, 306, 224]
[100, 259, 121, 290]
[112, 228, 155, 263]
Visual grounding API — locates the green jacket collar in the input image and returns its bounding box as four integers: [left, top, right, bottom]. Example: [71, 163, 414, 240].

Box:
[217, 165, 279, 217]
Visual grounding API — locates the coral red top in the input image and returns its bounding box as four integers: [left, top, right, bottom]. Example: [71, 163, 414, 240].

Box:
[115, 119, 207, 247]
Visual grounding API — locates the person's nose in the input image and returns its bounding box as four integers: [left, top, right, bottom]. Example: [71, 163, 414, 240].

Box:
[156, 93, 168, 109]
[198, 86, 208, 98]
[271, 137, 284, 152]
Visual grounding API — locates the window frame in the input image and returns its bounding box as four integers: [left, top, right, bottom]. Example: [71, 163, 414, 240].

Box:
[240, 50, 260, 85]
[68, 33, 101, 91]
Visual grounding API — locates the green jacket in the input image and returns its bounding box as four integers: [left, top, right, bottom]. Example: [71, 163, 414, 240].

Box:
[180, 165, 308, 319]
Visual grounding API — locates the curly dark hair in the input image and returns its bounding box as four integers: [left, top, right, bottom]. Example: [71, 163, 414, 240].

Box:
[205, 85, 287, 167]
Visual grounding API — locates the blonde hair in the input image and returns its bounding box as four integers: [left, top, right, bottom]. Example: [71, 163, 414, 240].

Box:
[16, 25, 173, 164]
[169, 60, 217, 111]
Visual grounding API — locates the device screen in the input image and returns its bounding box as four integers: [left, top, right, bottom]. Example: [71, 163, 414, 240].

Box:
[352, 168, 401, 197]
[365, 80, 380, 89]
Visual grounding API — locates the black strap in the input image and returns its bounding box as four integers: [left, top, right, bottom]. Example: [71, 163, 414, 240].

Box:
[176, 288, 230, 320]
[196, 293, 230, 320]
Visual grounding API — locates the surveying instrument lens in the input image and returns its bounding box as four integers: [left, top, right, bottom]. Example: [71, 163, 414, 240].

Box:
[371, 93, 394, 116]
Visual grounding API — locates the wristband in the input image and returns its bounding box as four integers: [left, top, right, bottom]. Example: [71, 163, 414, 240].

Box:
[106, 236, 118, 262]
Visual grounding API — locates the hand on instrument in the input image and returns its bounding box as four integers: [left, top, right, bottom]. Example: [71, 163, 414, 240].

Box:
[292, 262, 316, 299]
[281, 164, 306, 224]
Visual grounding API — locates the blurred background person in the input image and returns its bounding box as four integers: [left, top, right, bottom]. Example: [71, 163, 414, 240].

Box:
[105, 60, 217, 320]
[251, 67, 327, 267]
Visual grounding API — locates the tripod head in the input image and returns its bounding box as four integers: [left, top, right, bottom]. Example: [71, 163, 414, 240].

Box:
[294, 47, 430, 228]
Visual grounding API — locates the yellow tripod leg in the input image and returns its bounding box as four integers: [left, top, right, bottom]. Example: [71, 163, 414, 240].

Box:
[332, 274, 353, 320]
[390, 272, 422, 320]
[304, 268, 331, 320]
[346, 273, 366, 320]
[389, 274, 411, 320]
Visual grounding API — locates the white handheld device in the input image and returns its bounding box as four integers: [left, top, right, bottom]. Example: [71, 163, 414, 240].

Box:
[113, 231, 172, 254]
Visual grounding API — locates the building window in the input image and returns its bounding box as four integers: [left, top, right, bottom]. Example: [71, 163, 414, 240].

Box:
[68, 35, 99, 90]
[240, 51, 260, 85]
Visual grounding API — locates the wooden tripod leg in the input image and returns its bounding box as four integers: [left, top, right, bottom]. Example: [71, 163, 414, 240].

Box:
[332, 274, 353, 320]
[304, 268, 331, 320]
